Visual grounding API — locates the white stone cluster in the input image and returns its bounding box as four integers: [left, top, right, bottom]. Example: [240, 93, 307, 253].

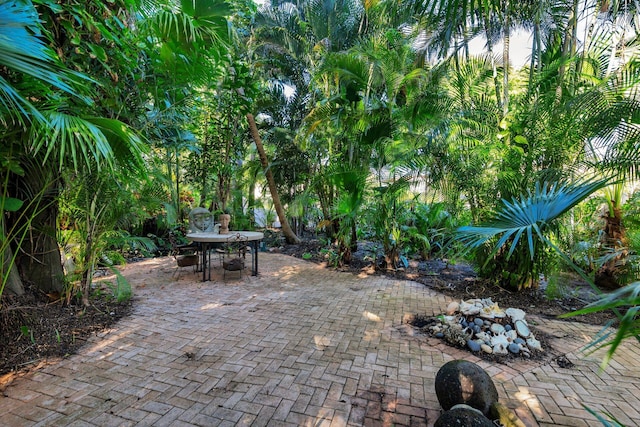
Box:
[430, 298, 543, 356]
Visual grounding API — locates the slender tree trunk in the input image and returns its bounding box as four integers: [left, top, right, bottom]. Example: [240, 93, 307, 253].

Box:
[483, 14, 502, 111]
[175, 147, 181, 221]
[557, 0, 579, 100]
[246, 113, 300, 244]
[80, 233, 93, 306]
[502, 0, 510, 116]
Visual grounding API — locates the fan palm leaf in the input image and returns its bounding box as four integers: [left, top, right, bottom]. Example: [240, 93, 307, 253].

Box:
[457, 177, 612, 263]
[29, 111, 146, 173]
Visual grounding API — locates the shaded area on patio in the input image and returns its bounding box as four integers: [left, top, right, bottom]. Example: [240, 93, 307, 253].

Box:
[1, 253, 639, 426]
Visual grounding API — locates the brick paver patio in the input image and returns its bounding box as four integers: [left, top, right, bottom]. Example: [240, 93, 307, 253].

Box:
[2, 253, 639, 426]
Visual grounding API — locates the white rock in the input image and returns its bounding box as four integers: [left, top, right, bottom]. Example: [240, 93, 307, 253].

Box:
[460, 300, 481, 316]
[514, 319, 531, 338]
[505, 308, 526, 322]
[446, 301, 460, 315]
[490, 323, 505, 334]
[481, 344, 493, 354]
[526, 336, 542, 351]
[481, 298, 494, 306]
[493, 343, 509, 355]
[476, 332, 492, 343]
[491, 333, 510, 354]
[479, 303, 506, 319]
[506, 330, 518, 341]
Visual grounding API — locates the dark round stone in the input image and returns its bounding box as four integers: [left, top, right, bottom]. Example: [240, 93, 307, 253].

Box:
[508, 343, 520, 354]
[467, 340, 481, 352]
[435, 360, 499, 416]
[474, 318, 484, 326]
[434, 406, 495, 427]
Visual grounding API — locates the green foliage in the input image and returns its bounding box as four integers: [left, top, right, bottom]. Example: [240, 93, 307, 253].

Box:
[105, 267, 133, 303]
[457, 178, 612, 290]
[563, 282, 640, 370]
[407, 202, 457, 259]
[0, 0, 83, 125]
[59, 164, 158, 304]
[582, 404, 626, 427]
[320, 247, 342, 267]
[368, 177, 411, 268]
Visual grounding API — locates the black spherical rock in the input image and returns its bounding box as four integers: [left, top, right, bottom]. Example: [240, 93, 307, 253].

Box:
[435, 360, 499, 416]
[434, 406, 495, 427]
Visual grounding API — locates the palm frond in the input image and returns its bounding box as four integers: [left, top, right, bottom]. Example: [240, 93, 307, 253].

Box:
[0, 0, 84, 125]
[457, 177, 612, 260]
[29, 112, 146, 173]
[84, 117, 148, 173]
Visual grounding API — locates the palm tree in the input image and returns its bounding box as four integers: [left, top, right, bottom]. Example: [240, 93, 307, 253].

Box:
[0, 0, 145, 297]
[457, 178, 612, 289]
[2, 0, 233, 300]
[250, 0, 368, 245]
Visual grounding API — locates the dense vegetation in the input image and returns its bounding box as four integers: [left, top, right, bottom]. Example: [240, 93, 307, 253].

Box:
[1, 0, 640, 371]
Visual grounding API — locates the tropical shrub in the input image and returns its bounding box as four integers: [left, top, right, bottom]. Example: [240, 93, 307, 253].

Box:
[457, 178, 611, 290]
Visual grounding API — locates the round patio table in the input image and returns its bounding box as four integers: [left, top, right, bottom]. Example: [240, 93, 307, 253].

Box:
[186, 231, 264, 281]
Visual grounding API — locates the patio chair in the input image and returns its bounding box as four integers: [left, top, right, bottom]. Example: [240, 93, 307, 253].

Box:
[221, 233, 249, 280]
[169, 231, 199, 276]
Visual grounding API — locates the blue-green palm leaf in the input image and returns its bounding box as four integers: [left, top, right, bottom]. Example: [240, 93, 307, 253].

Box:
[0, 0, 81, 124]
[457, 177, 612, 261]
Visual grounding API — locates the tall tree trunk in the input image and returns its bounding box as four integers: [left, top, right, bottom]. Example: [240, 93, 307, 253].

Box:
[175, 146, 181, 221]
[9, 165, 65, 295]
[246, 114, 300, 244]
[595, 207, 627, 289]
[502, 0, 510, 117]
[483, 14, 502, 111]
[557, 0, 579, 100]
[17, 204, 65, 294]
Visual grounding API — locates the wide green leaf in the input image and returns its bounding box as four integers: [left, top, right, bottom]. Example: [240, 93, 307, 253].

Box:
[0, 196, 24, 212]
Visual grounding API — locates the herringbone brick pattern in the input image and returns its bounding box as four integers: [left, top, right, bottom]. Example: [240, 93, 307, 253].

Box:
[2, 253, 639, 426]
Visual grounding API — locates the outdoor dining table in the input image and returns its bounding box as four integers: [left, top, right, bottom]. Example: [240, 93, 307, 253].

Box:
[186, 231, 264, 281]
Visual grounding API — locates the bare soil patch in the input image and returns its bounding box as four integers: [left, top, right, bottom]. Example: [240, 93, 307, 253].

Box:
[0, 283, 132, 379]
